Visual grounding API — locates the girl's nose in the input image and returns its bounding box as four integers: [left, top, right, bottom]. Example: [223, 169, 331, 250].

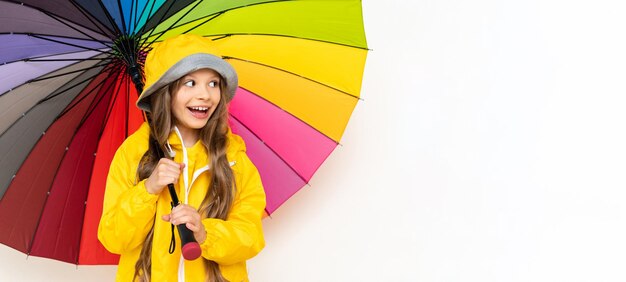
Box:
[197, 87, 211, 99]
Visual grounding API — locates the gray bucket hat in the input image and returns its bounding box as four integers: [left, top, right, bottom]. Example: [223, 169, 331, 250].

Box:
[136, 34, 238, 112]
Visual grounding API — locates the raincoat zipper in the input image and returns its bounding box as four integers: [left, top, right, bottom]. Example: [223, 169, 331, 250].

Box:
[170, 127, 235, 281]
[171, 127, 207, 282]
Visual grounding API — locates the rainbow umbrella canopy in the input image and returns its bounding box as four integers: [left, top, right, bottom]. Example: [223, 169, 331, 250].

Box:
[0, 0, 367, 265]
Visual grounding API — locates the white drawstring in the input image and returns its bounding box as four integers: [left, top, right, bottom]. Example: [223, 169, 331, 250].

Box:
[164, 142, 176, 158]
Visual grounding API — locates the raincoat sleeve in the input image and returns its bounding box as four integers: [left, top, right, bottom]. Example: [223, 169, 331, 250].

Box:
[98, 143, 158, 254]
[200, 153, 266, 265]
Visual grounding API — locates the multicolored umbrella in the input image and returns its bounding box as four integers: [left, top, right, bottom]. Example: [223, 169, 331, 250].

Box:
[0, 0, 368, 265]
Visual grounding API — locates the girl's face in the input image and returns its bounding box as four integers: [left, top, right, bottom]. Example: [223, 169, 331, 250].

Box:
[171, 68, 222, 139]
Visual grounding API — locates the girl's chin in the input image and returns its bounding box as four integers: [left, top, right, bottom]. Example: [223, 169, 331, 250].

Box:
[177, 120, 209, 131]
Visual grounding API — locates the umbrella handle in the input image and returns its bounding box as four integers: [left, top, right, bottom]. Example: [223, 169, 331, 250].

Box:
[168, 183, 201, 260]
[155, 140, 202, 260]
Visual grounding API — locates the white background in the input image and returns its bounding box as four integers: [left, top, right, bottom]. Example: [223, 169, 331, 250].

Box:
[3, 0, 626, 281]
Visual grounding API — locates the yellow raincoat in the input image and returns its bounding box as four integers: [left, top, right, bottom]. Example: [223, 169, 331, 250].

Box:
[98, 122, 265, 281]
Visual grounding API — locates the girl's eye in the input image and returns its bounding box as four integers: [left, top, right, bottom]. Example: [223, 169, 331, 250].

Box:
[184, 80, 195, 87]
[209, 81, 218, 88]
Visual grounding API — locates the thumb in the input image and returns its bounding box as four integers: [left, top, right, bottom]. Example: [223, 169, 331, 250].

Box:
[179, 163, 186, 170]
[161, 214, 171, 222]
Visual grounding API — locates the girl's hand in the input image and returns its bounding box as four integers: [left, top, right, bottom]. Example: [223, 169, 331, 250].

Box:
[162, 204, 207, 244]
[145, 158, 185, 195]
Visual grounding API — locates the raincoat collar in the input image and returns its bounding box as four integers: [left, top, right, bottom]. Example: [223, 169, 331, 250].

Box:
[137, 122, 245, 163]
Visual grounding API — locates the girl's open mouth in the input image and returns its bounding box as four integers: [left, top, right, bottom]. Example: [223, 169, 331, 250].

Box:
[187, 106, 209, 119]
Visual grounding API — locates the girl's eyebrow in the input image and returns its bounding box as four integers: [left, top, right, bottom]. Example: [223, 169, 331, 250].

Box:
[183, 73, 221, 80]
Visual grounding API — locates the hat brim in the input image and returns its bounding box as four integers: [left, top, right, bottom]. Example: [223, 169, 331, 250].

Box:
[136, 53, 238, 112]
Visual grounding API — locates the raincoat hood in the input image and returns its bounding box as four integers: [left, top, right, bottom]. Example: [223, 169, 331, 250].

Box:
[137, 34, 239, 112]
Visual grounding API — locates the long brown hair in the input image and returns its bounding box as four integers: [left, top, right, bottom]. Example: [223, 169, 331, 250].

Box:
[134, 74, 235, 282]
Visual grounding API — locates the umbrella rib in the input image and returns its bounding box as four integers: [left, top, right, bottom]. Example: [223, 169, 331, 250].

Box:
[1, 47, 110, 65]
[97, 72, 130, 142]
[139, 0, 205, 49]
[96, 0, 123, 36]
[24, 58, 106, 62]
[138, 0, 369, 51]
[55, 71, 123, 149]
[137, 0, 200, 40]
[236, 85, 340, 145]
[69, 70, 130, 264]
[62, 148, 99, 263]
[8, 0, 113, 43]
[0, 63, 103, 151]
[130, 0, 139, 33]
[0, 65, 104, 140]
[139, 0, 293, 40]
[131, 0, 366, 50]
[179, 12, 225, 36]
[29, 34, 115, 56]
[75, 68, 123, 138]
[228, 113, 310, 185]
[125, 70, 130, 137]
[36, 8, 113, 48]
[23, 69, 116, 258]
[134, 0, 157, 35]
[116, 0, 127, 34]
[137, 0, 178, 48]
[0, 32, 112, 49]
[225, 56, 361, 101]
[0, 57, 111, 96]
[27, 60, 112, 84]
[56, 64, 123, 120]
[37, 66, 109, 105]
[215, 33, 370, 51]
[69, 0, 116, 39]
[115, 36, 133, 65]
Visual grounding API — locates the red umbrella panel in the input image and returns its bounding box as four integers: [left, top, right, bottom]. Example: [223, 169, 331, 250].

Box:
[0, 65, 143, 264]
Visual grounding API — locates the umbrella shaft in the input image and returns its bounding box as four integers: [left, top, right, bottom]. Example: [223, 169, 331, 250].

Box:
[167, 183, 200, 260]
[128, 64, 144, 93]
[167, 184, 180, 205]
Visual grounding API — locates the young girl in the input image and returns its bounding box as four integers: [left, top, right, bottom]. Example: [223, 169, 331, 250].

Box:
[98, 34, 266, 282]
